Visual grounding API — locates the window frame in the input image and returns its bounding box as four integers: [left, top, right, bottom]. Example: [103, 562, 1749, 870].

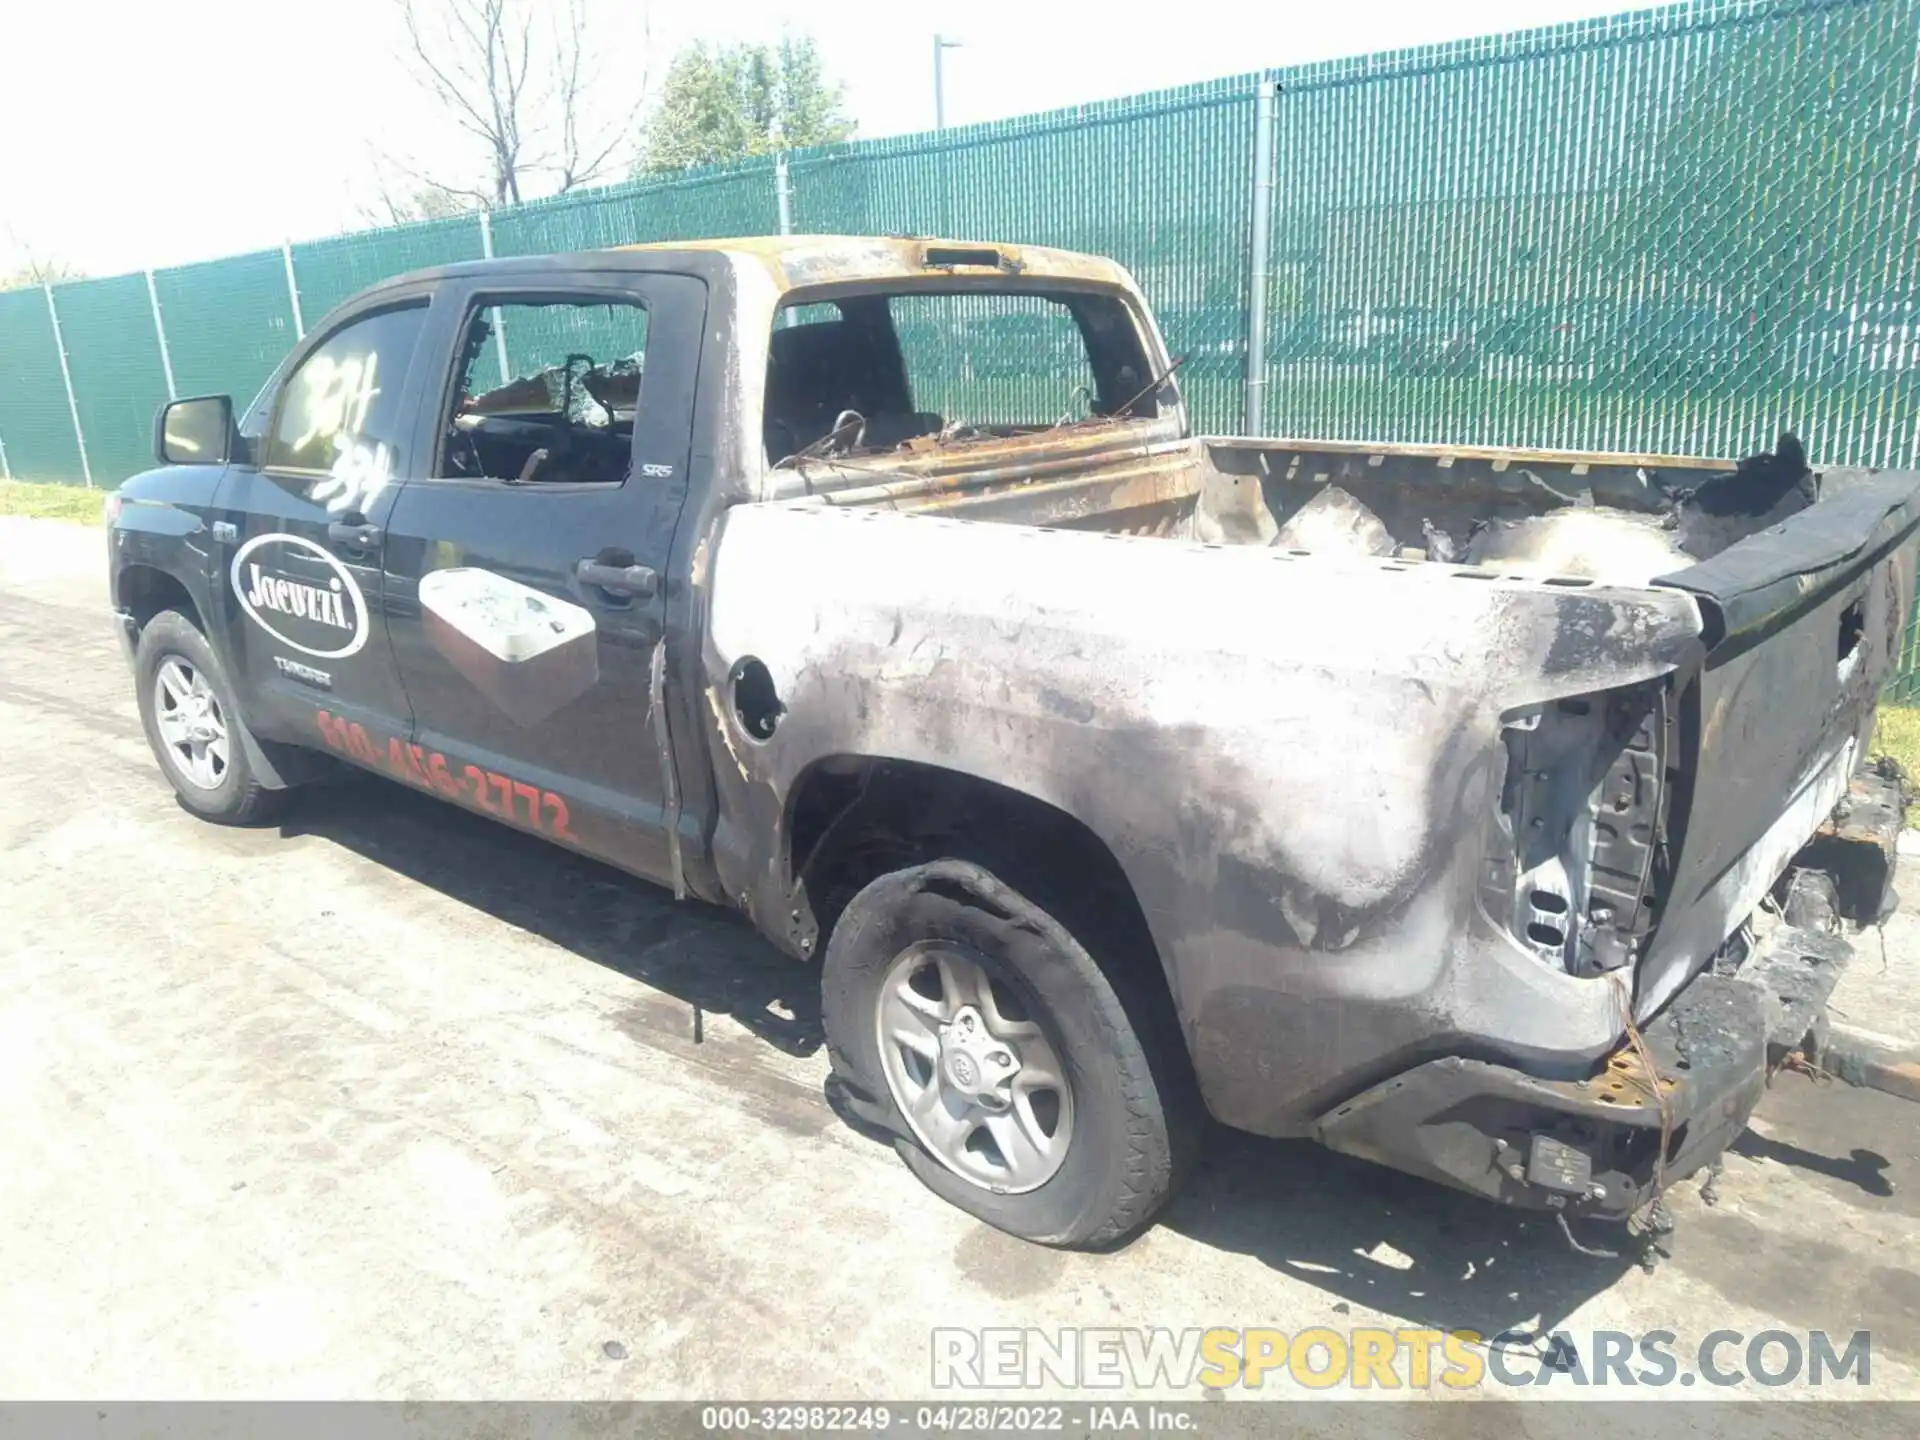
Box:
[762, 277, 1174, 444]
[428, 288, 656, 492]
[235, 355, 291, 453]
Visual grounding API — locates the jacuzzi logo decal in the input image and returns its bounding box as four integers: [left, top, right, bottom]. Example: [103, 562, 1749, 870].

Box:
[230, 533, 370, 660]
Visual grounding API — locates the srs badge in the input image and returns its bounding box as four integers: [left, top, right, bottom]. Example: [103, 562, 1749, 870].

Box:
[230, 533, 371, 659]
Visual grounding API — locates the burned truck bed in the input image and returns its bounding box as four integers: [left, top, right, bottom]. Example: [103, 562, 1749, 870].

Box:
[738, 414, 1920, 1220]
[779, 423, 1832, 583]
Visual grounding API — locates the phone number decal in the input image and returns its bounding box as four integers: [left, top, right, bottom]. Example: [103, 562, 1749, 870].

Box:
[314, 708, 577, 843]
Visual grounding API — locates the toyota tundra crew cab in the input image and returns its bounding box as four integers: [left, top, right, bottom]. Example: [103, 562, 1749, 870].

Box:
[106, 236, 1920, 1248]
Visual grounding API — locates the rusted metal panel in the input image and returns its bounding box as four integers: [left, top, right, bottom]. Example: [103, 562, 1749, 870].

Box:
[703, 496, 1710, 1136]
[1819, 1024, 1920, 1105]
[1206, 436, 1736, 518]
[617, 235, 1137, 299]
[1801, 759, 1908, 923]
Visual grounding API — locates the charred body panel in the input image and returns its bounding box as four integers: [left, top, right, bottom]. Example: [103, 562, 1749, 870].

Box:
[702, 502, 1707, 1136]
[1317, 919, 1852, 1220]
[1802, 761, 1909, 924]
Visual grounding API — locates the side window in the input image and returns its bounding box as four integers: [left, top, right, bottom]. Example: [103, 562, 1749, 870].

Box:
[264, 305, 428, 481]
[439, 298, 649, 485]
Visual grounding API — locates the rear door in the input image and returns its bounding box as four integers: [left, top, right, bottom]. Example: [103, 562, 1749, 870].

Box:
[210, 290, 437, 749]
[377, 272, 706, 881]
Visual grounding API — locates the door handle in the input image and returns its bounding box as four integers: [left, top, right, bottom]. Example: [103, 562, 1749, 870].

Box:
[328, 520, 383, 550]
[575, 559, 658, 598]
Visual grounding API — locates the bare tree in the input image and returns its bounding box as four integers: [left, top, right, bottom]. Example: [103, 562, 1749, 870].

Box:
[548, 0, 646, 192]
[358, 159, 484, 228]
[395, 0, 647, 208]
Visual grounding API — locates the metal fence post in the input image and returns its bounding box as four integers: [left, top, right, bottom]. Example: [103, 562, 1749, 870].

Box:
[478, 210, 512, 385]
[144, 268, 178, 401]
[775, 153, 794, 236]
[1243, 78, 1277, 437]
[0, 430, 11, 481]
[43, 282, 93, 488]
[280, 240, 306, 341]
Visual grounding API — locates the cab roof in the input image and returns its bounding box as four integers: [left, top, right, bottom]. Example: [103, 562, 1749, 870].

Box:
[611, 235, 1133, 295]
[369, 235, 1136, 303]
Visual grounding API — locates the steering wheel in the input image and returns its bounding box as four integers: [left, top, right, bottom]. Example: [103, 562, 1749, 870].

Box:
[446, 417, 487, 477]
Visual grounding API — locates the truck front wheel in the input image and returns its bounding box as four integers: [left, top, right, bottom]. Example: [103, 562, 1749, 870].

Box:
[134, 610, 285, 826]
[821, 858, 1197, 1247]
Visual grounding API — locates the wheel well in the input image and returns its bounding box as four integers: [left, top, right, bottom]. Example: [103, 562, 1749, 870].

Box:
[118, 564, 203, 635]
[787, 758, 1182, 1044]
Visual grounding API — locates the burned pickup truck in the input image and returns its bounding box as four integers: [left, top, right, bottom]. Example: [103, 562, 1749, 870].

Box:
[107, 236, 1918, 1248]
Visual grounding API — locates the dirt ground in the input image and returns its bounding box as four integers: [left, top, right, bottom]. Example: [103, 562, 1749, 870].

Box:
[3, 514, 1919, 1408]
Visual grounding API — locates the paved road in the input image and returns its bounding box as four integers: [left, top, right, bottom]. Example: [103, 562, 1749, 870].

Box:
[3, 515, 1919, 1408]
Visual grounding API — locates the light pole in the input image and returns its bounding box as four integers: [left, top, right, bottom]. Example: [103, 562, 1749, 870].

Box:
[934, 34, 962, 128]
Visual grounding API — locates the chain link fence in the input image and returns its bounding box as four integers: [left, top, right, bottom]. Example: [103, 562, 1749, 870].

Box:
[6, 0, 1920, 690]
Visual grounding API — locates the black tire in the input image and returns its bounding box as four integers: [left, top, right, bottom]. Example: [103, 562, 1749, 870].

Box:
[134, 609, 286, 826]
[821, 858, 1200, 1248]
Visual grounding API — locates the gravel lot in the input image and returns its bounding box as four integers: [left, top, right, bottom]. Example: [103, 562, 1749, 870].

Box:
[3, 514, 1919, 1411]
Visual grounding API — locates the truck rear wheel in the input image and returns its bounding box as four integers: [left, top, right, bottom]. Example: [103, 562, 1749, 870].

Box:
[821, 858, 1197, 1247]
[134, 610, 285, 826]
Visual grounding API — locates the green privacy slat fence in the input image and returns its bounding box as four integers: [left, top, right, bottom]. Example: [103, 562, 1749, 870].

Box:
[9, 0, 1920, 692]
[292, 215, 488, 328]
[789, 77, 1257, 434]
[0, 286, 83, 482]
[485, 158, 778, 381]
[151, 249, 298, 407]
[1256, 0, 1920, 472]
[54, 273, 173, 487]
[489, 156, 779, 256]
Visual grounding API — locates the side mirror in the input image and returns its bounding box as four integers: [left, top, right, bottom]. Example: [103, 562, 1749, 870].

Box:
[155, 395, 236, 466]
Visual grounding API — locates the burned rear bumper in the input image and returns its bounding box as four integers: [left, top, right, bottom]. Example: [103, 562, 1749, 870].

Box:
[1314, 920, 1851, 1222]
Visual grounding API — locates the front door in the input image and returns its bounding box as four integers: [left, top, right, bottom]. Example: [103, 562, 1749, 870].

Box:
[211, 294, 437, 751]
[378, 274, 706, 880]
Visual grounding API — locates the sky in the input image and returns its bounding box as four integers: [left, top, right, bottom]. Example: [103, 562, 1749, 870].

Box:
[0, 0, 1647, 280]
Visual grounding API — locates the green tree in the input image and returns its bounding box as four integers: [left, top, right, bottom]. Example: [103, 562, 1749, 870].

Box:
[640, 35, 854, 173]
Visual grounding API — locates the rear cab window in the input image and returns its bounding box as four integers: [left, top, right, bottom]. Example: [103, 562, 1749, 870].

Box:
[760, 287, 1161, 465]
